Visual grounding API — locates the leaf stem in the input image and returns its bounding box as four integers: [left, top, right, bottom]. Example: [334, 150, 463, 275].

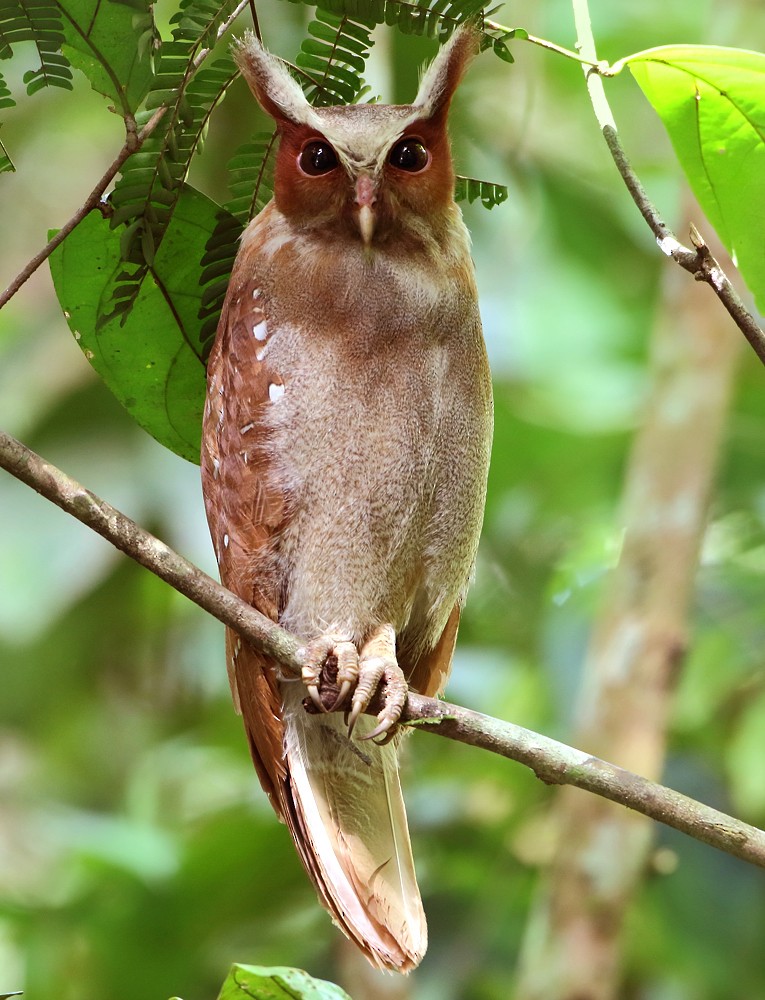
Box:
[572, 0, 765, 366]
[0, 106, 167, 311]
[190, 0, 250, 73]
[2, 426, 765, 870]
[0, 0, 250, 314]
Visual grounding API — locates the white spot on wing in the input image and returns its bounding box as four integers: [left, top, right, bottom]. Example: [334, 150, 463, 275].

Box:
[253, 320, 268, 340]
[224, 533, 230, 548]
[240, 422, 255, 434]
[269, 382, 285, 402]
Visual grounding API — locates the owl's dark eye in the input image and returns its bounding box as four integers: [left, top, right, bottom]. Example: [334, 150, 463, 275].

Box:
[298, 140, 338, 176]
[388, 138, 429, 173]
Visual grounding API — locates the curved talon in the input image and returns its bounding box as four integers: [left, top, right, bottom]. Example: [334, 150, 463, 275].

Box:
[360, 716, 397, 743]
[307, 684, 327, 713]
[346, 699, 364, 737]
[372, 728, 398, 747]
[330, 680, 352, 713]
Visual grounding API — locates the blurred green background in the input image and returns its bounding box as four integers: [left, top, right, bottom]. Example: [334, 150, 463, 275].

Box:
[2, 1, 765, 998]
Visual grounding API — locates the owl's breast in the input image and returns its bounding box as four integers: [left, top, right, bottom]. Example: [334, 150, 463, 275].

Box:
[228, 205, 492, 643]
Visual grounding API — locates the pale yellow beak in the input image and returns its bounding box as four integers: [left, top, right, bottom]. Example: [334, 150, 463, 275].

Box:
[355, 175, 377, 247]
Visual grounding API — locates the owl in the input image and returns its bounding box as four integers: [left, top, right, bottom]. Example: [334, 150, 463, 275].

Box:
[201, 25, 493, 972]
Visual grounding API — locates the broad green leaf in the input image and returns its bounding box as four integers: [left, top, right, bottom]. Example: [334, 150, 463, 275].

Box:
[217, 965, 352, 1000]
[58, 0, 155, 112]
[628, 45, 765, 312]
[49, 185, 216, 463]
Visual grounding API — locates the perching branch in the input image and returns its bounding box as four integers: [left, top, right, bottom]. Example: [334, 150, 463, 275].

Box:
[572, 0, 765, 367]
[2, 427, 765, 870]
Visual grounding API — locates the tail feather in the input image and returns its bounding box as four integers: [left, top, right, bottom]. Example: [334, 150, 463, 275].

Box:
[232, 640, 427, 971]
[281, 683, 427, 971]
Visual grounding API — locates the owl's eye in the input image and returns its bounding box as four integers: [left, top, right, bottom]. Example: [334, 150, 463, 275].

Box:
[388, 138, 430, 173]
[298, 140, 338, 176]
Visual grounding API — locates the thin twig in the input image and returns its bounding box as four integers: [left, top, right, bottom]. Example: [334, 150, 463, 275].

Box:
[190, 0, 249, 73]
[0, 0, 249, 314]
[0, 106, 166, 311]
[404, 696, 765, 869]
[2, 426, 765, 870]
[601, 126, 765, 365]
[248, 0, 262, 44]
[572, 0, 765, 367]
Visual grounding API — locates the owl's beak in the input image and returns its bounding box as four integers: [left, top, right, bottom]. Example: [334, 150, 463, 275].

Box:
[354, 174, 377, 247]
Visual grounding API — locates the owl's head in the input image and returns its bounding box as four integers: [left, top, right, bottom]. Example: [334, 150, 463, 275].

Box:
[233, 26, 479, 249]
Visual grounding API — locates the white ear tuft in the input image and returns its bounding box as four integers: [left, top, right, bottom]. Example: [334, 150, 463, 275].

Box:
[414, 23, 480, 120]
[233, 31, 321, 128]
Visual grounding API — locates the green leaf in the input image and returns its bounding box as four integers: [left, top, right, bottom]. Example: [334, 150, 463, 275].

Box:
[290, 0, 521, 54]
[217, 965, 352, 1000]
[0, 74, 13, 110]
[225, 130, 278, 223]
[454, 174, 508, 208]
[108, 53, 240, 323]
[57, 0, 155, 112]
[49, 185, 218, 463]
[296, 8, 375, 106]
[0, 127, 14, 172]
[197, 207, 243, 359]
[0, 0, 74, 95]
[628, 45, 765, 312]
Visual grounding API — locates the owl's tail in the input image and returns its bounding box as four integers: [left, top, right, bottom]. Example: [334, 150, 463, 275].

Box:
[279, 681, 427, 972]
[229, 636, 426, 971]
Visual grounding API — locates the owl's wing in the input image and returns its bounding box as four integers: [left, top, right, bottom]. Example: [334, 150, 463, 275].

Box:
[201, 278, 288, 805]
[404, 602, 461, 698]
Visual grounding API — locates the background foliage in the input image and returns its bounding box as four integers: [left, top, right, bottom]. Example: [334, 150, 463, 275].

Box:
[2, 1, 765, 999]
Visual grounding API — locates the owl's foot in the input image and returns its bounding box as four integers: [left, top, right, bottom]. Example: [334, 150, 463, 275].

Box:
[301, 635, 358, 713]
[349, 624, 408, 742]
[300, 624, 408, 743]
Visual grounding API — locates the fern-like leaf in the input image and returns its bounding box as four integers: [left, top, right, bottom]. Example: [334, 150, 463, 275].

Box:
[0, 73, 14, 110]
[197, 209, 244, 358]
[0, 129, 14, 173]
[195, 131, 277, 351]
[105, 55, 240, 325]
[0, 0, 73, 96]
[302, 0, 521, 56]
[454, 174, 507, 208]
[103, 0, 243, 326]
[169, 0, 238, 51]
[296, 7, 375, 105]
[226, 130, 278, 222]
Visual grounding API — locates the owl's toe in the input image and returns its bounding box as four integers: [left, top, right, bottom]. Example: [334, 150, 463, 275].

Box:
[300, 634, 358, 713]
[350, 624, 408, 741]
